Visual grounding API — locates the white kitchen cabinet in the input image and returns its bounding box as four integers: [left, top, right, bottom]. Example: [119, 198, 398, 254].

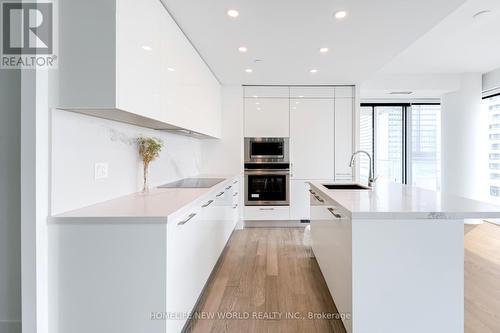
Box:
[335, 98, 354, 181]
[289, 180, 310, 220]
[59, 0, 221, 138]
[244, 206, 290, 220]
[310, 188, 353, 333]
[334, 86, 355, 98]
[244, 86, 290, 98]
[167, 206, 206, 333]
[290, 86, 335, 98]
[244, 98, 290, 137]
[290, 99, 335, 179]
[49, 177, 240, 333]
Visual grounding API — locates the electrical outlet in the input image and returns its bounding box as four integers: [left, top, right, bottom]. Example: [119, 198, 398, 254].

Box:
[94, 162, 109, 180]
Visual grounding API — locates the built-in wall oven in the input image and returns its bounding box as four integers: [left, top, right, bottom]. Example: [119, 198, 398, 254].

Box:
[244, 138, 290, 206]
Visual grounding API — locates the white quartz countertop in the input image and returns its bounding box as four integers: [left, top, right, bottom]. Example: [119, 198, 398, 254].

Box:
[309, 181, 500, 220]
[51, 175, 238, 221]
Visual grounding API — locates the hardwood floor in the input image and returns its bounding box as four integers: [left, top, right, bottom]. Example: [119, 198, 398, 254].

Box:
[188, 223, 500, 333]
[187, 228, 347, 333]
[465, 222, 500, 333]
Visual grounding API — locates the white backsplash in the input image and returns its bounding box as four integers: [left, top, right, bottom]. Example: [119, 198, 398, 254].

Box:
[51, 109, 203, 214]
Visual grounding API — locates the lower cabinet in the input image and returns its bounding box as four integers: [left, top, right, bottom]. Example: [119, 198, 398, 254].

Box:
[310, 187, 353, 333]
[166, 178, 240, 333]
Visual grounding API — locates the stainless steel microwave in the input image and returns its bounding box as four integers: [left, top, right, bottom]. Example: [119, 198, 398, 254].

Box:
[244, 137, 289, 164]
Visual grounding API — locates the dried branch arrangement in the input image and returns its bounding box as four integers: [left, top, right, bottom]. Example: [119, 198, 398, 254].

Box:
[137, 136, 164, 192]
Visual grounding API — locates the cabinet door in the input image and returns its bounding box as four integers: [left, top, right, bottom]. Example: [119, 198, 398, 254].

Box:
[335, 98, 354, 181]
[290, 99, 335, 179]
[311, 204, 353, 333]
[166, 207, 205, 333]
[290, 86, 334, 98]
[116, 0, 163, 120]
[290, 180, 311, 220]
[334, 86, 354, 98]
[244, 86, 289, 98]
[244, 98, 289, 137]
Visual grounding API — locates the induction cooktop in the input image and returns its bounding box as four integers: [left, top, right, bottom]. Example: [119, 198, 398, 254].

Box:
[158, 178, 225, 189]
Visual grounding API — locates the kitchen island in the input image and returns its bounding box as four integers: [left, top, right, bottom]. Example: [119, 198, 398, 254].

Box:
[308, 181, 500, 333]
[48, 175, 241, 333]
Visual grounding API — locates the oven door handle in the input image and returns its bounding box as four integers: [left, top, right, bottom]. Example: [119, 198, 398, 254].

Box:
[244, 170, 290, 175]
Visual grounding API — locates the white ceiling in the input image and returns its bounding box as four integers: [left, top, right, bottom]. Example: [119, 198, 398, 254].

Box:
[162, 0, 466, 85]
[378, 0, 500, 75]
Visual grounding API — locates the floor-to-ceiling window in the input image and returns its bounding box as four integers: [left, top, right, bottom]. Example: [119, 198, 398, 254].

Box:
[359, 103, 441, 190]
[409, 105, 441, 191]
[375, 106, 404, 183]
[485, 94, 500, 201]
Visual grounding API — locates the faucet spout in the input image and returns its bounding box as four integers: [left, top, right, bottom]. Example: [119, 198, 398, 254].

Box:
[349, 150, 377, 187]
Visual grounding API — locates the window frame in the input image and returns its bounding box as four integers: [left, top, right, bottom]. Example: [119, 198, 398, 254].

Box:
[360, 102, 441, 186]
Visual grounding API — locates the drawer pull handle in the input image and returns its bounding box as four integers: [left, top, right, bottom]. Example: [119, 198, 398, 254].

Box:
[202, 200, 214, 207]
[233, 192, 238, 197]
[178, 213, 197, 225]
[233, 180, 238, 184]
[225, 185, 232, 190]
[216, 192, 224, 197]
[259, 208, 275, 211]
[315, 195, 324, 203]
[327, 208, 342, 219]
[233, 204, 238, 209]
[309, 189, 316, 195]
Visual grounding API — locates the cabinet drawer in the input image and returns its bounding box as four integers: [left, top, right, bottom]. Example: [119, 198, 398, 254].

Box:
[244, 206, 290, 220]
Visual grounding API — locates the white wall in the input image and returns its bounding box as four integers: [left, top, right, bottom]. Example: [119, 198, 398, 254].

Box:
[200, 85, 243, 175]
[51, 110, 203, 214]
[0, 68, 22, 333]
[441, 73, 489, 201]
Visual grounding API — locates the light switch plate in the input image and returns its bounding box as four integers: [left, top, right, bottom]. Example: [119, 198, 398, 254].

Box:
[94, 162, 109, 180]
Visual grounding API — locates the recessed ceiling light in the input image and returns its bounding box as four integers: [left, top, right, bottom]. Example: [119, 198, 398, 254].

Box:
[473, 10, 491, 19]
[253, 95, 258, 98]
[319, 47, 329, 53]
[295, 101, 300, 104]
[142, 45, 152, 51]
[227, 9, 239, 18]
[257, 107, 261, 111]
[334, 10, 347, 19]
[245, 68, 253, 73]
[238, 46, 248, 53]
[298, 95, 304, 98]
[255, 102, 260, 105]
[309, 69, 318, 73]
[167, 67, 175, 72]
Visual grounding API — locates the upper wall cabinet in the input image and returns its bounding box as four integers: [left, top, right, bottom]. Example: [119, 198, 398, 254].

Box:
[244, 98, 290, 137]
[244, 86, 290, 98]
[58, 0, 221, 138]
[334, 86, 355, 98]
[290, 87, 335, 99]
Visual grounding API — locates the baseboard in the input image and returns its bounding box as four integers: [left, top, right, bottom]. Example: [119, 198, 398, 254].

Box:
[484, 219, 500, 226]
[0, 321, 22, 333]
[244, 220, 307, 228]
[464, 219, 485, 225]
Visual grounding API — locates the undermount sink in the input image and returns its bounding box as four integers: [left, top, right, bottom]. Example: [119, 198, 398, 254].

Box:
[322, 184, 371, 190]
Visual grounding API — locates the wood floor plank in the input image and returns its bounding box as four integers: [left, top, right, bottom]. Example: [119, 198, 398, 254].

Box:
[464, 222, 500, 333]
[188, 228, 346, 333]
